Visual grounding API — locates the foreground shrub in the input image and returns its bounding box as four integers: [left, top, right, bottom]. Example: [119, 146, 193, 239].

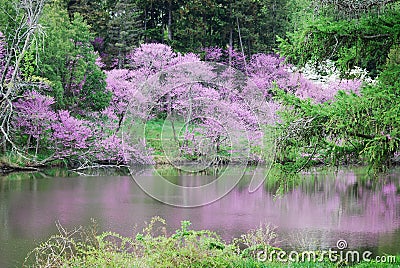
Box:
[24, 217, 253, 268]
[23, 217, 399, 267]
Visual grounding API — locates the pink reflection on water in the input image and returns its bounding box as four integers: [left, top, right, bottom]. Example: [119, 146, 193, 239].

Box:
[2, 168, 400, 253]
[7, 179, 88, 237]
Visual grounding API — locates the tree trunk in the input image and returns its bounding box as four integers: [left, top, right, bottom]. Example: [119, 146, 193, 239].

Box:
[236, 17, 247, 73]
[167, 94, 178, 142]
[144, 9, 147, 42]
[271, 0, 276, 48]
[26, 134, 32, 153]
[228, 28, 233, 67]
[168, 1, 172, 41]
[118, 49, 123, 69]
[171, 118, 178, 142]
[0, 0, 45, 157]
[2, 134, 6, 154]
[35, 136, 40, 158]
[161, 9, 164, 43]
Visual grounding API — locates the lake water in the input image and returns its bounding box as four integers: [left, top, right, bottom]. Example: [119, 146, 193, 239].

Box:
[0, 167, 399, 267]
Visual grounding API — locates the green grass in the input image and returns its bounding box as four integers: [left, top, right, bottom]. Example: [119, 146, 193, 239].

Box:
[145, 118, 186, 157]
[145, 118, 260, 164]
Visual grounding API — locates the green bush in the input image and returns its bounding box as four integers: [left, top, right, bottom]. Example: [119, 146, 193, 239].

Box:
[23, 218, 400, 267]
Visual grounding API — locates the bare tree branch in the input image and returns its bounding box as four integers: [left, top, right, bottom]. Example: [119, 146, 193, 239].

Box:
[0, 0, 45, 158]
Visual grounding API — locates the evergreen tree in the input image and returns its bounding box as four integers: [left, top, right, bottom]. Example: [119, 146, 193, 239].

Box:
[107, 0, 143, 68]
[66, 0, 114, 36]
[55, 0, 293, 56]
[278, 0, 400, 76]
[256, 0, 289, 52]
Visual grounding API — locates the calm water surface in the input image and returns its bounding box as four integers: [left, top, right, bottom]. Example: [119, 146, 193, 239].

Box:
[0, 167, 399, 267]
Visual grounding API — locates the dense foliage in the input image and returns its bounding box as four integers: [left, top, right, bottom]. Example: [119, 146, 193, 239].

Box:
[65, 0, 290, 59]
[23, 218, 400, 267]
[278, 0, 400, 77]
[0, 0, 399, 172]
[274, 0, 400, 172]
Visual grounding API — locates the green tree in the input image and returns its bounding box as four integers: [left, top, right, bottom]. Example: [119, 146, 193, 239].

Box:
[107, 0, 143, 68]
[232, 0, 289, 53]
[53, 0, 293, 56]
[275, 62, 400, 171]
[171, 0, 290, 54]
[66, 0, 114, 36]
[278, 0, 400, 77]
[0, 0, 18, 38]
[35, 2, 110, 112]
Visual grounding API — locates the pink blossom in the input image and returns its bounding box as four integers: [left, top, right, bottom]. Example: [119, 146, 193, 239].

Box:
[51, 110, 93, 152]
[13, 91, 56, 138]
